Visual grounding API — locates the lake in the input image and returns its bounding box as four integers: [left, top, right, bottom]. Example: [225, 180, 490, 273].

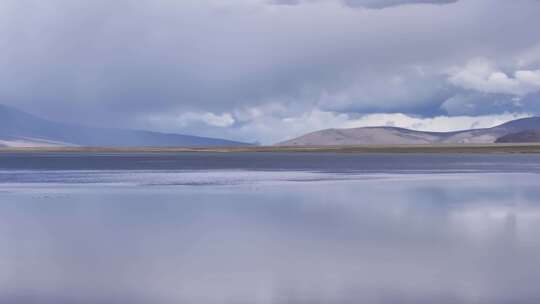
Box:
[1, 153, 540, 304]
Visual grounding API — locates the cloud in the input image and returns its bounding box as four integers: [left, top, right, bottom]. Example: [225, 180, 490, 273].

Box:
[516, 43, 540, 68]
[440, 92, 521, 116]
[147, 112, 236, 128]
[448, 59, 540, 96]
[341, 0, 458, 9]
[268, 0, 459, 9]
[269, 0, 302, 5]
[317, 66, 452, 116]
[0, 0, 539, 142]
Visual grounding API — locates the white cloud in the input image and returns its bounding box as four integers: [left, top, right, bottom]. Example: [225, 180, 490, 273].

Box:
[341, 112, 531, 132]
[146, 112, 235, 128]
[449, 58, 540, 96]
[180, 112, 236, 127]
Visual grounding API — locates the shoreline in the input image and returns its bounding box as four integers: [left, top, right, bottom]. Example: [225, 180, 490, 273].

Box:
[1, 143, 540, 154]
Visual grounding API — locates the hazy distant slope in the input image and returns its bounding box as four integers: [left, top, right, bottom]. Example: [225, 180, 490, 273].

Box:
[496, 130, 540, 143]
[0, 104, 249, 147]
[494, 117, 540, 131]
[276, 117, 540, 146]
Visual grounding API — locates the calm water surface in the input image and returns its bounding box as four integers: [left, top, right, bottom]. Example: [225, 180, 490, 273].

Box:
[1, 153, 540, 304]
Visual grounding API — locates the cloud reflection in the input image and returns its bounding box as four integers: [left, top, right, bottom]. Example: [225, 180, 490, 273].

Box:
[1, 173, 540, 303]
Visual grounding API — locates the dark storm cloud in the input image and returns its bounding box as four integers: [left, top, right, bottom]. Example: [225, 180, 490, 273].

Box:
[0, 0, 539, 142]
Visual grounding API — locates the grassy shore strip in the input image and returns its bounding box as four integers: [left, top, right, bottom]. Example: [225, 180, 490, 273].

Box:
[1, 143, 540, 153]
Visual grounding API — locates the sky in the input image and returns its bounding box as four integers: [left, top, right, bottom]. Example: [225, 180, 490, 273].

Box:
[0, 0, 539, 144]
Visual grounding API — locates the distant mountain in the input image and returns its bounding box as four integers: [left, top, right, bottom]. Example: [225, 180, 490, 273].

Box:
[0, 104, 250, 147]
[276, 117, 540, 146]
[496, 130, 540, 143]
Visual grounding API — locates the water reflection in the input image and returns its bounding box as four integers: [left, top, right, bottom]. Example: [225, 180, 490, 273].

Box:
[1, 173, 540, 303]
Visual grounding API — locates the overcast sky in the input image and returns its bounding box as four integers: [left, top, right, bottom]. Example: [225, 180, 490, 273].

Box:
[1, 0, 539, 143]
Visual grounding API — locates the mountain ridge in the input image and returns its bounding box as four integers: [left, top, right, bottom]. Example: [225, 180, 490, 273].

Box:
[0, 104, 250, 147]
[276, 116, 540, 146]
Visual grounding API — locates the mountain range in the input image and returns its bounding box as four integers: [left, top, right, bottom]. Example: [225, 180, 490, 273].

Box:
[277, 117, 540, 146]
[0, 105, 249, 147]
[2, 103, 540, 148]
